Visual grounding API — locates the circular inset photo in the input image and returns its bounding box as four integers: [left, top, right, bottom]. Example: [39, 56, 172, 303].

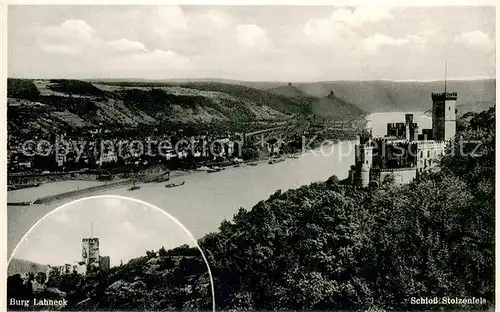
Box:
[7, 195, 215, 311]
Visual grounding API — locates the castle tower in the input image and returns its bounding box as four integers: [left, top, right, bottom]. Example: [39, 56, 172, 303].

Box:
[405, 114, 414, 141]
[82, 223, 99, 269]
[413, 124, 419, 141]
[431, 92, 457, 141]
[82, 238, 100, 269]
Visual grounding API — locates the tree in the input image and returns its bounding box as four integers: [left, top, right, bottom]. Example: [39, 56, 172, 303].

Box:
[35, 272, 47, 284]
[242, 147, 259, 161]
[146, 250, 157, 259]
[7, 274, 29, 299]
[7, 78, 40, 100]
[158, 246, 168, 257]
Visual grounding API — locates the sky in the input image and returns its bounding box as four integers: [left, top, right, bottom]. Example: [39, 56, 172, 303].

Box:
[7, 5, 496, 81]
[10, 196, 197, 267]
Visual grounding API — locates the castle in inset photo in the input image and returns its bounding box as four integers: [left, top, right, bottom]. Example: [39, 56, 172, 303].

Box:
[45, 225, 111, 278]
[7, 196, 212, 311]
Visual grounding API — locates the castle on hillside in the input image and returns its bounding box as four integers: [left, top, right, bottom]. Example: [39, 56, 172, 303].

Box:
[46, 229, 110, 278]
[349, 91, 457, 187]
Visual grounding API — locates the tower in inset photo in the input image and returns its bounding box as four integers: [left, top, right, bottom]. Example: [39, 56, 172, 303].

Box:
[82, 238, 99, 269]
[82, 223, 100, 269]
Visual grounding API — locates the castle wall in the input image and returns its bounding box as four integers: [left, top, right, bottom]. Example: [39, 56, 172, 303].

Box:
[73, 263, 86, 275]
[99, 256, 110, 272]
[415, 141, 446, 170]
[444, 120, 456, 142]
[387, 122, 406, 139]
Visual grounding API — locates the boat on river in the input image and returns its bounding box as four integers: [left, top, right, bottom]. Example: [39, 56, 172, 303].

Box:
[128, 181, 141, 191]
[268, 158, 286, 164]
[247, 162, 258, 166]
[207, 167, 222, 173]
[165, 181, 185, 188]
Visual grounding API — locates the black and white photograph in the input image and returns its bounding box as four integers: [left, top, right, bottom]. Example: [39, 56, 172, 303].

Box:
[5, 3, 496, 311]
[7, 195, 214, 311]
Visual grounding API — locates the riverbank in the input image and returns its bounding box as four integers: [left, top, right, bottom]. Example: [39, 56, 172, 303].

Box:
[32, 180, 132, 205]
[8, 179, 132, 206]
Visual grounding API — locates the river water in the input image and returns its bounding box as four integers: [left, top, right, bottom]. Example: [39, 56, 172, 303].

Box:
[7, 111, 430, 257]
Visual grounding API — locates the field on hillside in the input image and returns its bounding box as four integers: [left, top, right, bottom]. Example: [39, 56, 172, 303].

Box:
[7, 79, 303, 135]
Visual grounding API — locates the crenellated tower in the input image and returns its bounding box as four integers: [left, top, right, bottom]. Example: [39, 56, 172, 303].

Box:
[431, 92, 457, 141]
[82, 223, 99, 269]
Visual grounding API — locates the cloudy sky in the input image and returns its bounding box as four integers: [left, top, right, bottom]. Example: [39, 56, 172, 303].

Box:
[8, 5, 495, 81]
[10, 196, 197, 267]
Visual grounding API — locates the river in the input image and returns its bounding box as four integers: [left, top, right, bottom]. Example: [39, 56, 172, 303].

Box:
[8, 141, 357, 256]
[7, 111, 430, 257]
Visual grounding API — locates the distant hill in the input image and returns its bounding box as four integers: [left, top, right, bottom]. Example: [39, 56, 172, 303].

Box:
[267, 83, 366, 121]
[7, 78, 493, 135]
[147, 78, 494, 115]
[8, 258, 48, 276]
[293, 79, 495, 114]
[313, 90, 367, 121]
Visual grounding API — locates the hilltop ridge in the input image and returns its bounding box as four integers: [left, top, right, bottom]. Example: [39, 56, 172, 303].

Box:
[7, 78, 494, 135]
[8, 258, 48, 276]
[149, 78, 494, 114]
[267, 82, 308, 98]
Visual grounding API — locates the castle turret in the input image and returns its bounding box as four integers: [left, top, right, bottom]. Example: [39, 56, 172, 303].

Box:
[359, 140, 373, 187]
[431, 92, 457, 141]
[360, 163, 370, 188]
[412, 123, 419, 141]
